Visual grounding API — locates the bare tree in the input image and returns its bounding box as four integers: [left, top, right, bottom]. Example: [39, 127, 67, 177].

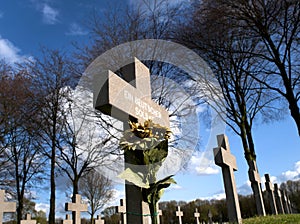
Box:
[27, 48, 80, 224]
[0, 64, 45, 224]
[79, 170, 114, 224]
[173, 0, 284, 215]
[55, 91, 119, 198]
[209, 0, 300, 136]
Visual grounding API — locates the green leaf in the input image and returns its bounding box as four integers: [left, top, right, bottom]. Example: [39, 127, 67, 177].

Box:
[118, 168, 150, 188]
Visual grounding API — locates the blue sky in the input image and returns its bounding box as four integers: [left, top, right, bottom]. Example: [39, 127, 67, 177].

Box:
[0, 0, 300, 217]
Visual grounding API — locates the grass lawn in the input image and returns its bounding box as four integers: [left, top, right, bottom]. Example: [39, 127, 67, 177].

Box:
[243, 214, 300, 224]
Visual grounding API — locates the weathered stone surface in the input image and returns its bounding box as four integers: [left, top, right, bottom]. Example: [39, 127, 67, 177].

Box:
[93, 57, 169, 127]
[213, 134, 242, 224]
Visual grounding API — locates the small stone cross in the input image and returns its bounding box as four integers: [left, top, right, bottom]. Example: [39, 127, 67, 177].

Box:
[0, 190, 16, 224]
[213, 134, 242, 224]
[95, 215, 105, 224]
[175, 206, 183, 224]
[63, 214, 72, 224]
[21, 214, 36, 224]
[264, 174, 278, 215]
[194, 208, 200, 224]
[116, 199, 126, 224]
[65, 194, 88, 224]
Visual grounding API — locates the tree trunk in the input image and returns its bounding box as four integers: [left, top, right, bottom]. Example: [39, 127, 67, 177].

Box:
[287, 93, 300, 137]
[48, 145, 56, 224]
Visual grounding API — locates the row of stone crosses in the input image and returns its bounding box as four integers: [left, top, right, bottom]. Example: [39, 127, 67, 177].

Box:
[0, 136, 293, 224]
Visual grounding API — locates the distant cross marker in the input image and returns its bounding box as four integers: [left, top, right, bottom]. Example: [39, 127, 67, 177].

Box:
[116, 199, 126, 224]
[194, 208, 200, 224]
[208, 210, 213, 224]
[213, 134, 242, 224]
[264, 174, 278, 215]
[21, 214, 36, 224]
[95, 215, 105, 224]
[0, 190, 16, 224]
[63, 214, 72, 224]
[65, 194, 88, 224]
[176, 206, 183, 224]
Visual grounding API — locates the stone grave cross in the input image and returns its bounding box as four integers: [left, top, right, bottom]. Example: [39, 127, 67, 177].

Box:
[20, 214, 36, 224]
[264, 174, 278, 215]
[176, 206, 183, 224]
[248, 160, 266, 216]
[274, 183, 284, 214]
[194, 208, 200, 224]
[281, 190, 290, 214]
[63, 214, 72, 224]
[95, 215, 105, 224]
[0, 190, 16, 224]
[116, 199, 126, 224]
[213, 134, 242, 224]
[65, 194, 88, 224]
[93, 58, 170, 224]
[93, 57, 169, 126]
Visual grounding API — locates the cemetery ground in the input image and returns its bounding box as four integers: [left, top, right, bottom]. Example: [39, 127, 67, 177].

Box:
[243, 214, 300, 224]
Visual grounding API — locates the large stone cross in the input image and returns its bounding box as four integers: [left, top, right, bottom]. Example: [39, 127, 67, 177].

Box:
[0, 190, 16, 224]
[93, 58, 170, 224]
[213, 134, 242, 224]
[93, 57, 169, 126]
[65, 194, 88, 224]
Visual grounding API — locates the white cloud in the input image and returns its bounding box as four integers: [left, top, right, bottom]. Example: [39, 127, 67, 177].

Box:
[189, 152, 219, 175]
[66, 23, 88, 36]
[35, 203, 49, 213]
[280, 160, 300, 182]
[201, 192, 226, 201]
[42, 4, 59, 24]
[0, 36, 28, 64]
